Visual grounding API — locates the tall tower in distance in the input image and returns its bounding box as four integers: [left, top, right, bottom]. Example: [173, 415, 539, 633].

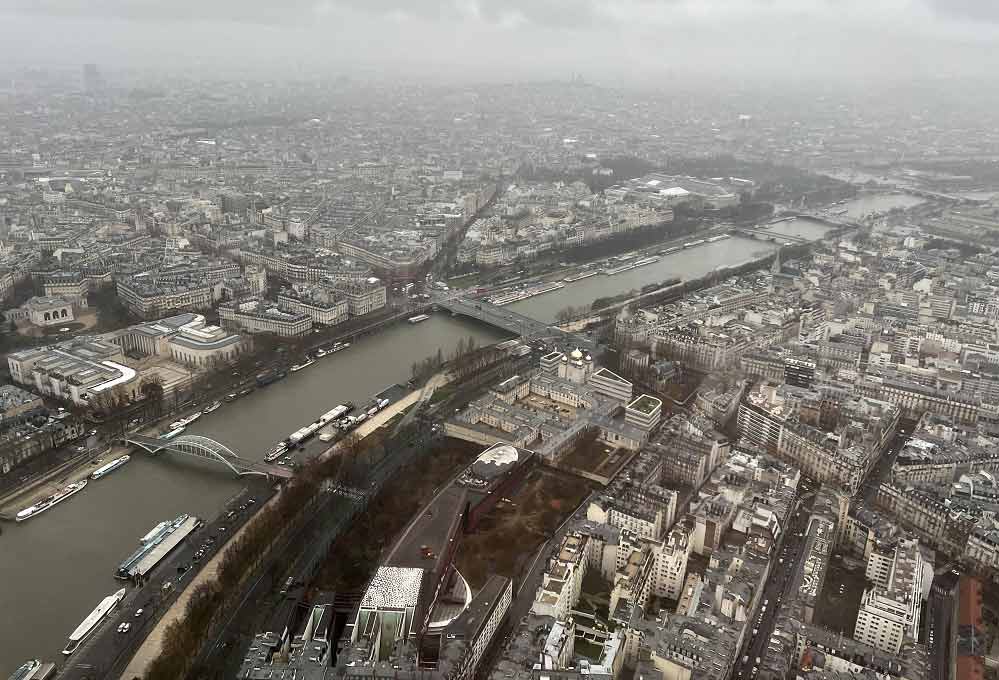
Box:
[82, 63, 103, 93]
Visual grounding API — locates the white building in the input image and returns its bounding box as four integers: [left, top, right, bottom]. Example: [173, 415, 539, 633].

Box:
[853, 536, 929, 654]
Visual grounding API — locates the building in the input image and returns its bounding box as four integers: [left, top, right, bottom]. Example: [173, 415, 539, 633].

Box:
[218, 297, 313, 337]
[336, 277, 387, 316]
[8, 338, 140, 407]
[116, 275, 220, 319]
[738, 382, 899, 495]
[277, 283, 350, 326]
[854, 536, 929, 654]
[0, 384, 44, 421]
[4, 295, 75, 327]
[625, 395, 662, 432]
[111, 313, 244, 369]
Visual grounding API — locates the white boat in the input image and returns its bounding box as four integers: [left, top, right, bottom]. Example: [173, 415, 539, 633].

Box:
[265, 442, 289, 462]
[169, 412, 202, 429]
[159, 426, 186, 440]
[290, 357, 316, 372]
[16, 479, 88, 522]
[408, 314, 430, 324]
[91, 455, 130, 480]
[62, 588, 127, 655]
[203, 400, 222, 414]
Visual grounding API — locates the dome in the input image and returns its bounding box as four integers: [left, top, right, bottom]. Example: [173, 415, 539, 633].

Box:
[571, 348, 583, 360]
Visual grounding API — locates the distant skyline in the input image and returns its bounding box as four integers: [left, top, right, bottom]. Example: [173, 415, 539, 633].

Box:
[2, 0, 999, 84]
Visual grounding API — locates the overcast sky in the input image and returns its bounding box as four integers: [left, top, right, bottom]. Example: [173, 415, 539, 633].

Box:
[1, 0, 998, 83]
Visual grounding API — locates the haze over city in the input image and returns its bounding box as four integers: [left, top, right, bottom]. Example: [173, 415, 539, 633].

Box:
[4, 2, 999, 680]
[3, 0, 999, 82]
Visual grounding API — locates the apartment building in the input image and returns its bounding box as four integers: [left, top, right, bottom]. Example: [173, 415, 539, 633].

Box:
[218, 297, 313, 337]
[853, 536, 928, 654]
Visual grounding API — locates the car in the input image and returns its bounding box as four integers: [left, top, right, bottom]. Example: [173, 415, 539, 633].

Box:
[218, 526, 227, 533]
[118, 622, 131, 633]
[247, 499, 256, 505]
[134, 608, 144, 617]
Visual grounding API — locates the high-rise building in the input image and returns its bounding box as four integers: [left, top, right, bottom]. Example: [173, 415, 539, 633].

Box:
[82, 63, 102, 92]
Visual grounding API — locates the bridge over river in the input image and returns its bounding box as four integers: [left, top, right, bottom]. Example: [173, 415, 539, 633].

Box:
[435, 296, 596, 351]
[123, 434, 294, 479]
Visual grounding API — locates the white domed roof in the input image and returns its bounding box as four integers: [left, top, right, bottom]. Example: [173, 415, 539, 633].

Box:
[571, 348, 583, 360]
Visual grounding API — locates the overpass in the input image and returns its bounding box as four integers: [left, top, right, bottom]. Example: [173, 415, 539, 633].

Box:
[123, 434, 293, 479]
[435, 296, 596, 351]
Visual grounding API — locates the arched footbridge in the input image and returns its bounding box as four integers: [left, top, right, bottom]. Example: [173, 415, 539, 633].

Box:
[123, 434, 294, 479]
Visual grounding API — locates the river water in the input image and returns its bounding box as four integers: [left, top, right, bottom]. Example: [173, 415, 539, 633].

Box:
[841, 193, 924, 219]
[0, 316, 506, 673]
[506, 236, 780, 322]
[0, 230, 812, 672]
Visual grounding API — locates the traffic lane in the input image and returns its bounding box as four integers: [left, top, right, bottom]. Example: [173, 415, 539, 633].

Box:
[735, 510, 811, 675]
[60, 485, 274, 679]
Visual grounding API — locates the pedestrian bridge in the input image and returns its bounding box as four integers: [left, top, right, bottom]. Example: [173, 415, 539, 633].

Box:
[123, 434, 293, 479]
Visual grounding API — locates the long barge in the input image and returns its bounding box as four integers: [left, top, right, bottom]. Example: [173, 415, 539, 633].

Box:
[116, 514, 202, 581]
[603, 255, 660, 276]
[16, 479, 88, 522]
[62, 588, 127, 655]
[266, 403, 354, 461]
[91, 455, 130, 480]
[487, 281, 565, 306]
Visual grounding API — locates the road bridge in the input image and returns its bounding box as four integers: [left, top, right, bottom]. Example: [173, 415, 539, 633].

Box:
[123, 434, 293, 479]
[436, 297, 595, 351]
[733, 226, 811, 243]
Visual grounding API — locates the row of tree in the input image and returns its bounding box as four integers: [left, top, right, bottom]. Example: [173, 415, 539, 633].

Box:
[411, 335, 496, 383]
[143, 449, 349, 680]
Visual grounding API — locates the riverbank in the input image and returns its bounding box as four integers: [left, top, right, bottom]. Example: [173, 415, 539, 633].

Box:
[0, 446, 119, 520]
[116, 378, 429, 680]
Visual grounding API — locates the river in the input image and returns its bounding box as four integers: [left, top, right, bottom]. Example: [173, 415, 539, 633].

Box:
[506, 236, 781, 322]
[0, 229, 816, 672]
[841, 193, 925, 219]
[0, 316, 506, 674]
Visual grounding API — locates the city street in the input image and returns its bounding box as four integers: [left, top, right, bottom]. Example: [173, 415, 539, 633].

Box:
[733, 490, 814, 678]
[59, 482, 273, 680]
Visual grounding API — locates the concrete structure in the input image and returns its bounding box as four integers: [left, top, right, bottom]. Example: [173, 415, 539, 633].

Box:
[7, 338, 140, 407]
[111, 313, 244, 369]
[854, 536, 929, 654]
[218, 296, 313, 337]
[625, 395, 662, 432]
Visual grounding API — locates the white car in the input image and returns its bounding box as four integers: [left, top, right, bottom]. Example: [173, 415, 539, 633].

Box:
[117, 622, 131, 633]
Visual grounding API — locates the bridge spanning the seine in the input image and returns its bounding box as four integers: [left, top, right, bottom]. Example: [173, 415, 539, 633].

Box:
[435, 297, 596, 351]
[123, 434, 294, 479]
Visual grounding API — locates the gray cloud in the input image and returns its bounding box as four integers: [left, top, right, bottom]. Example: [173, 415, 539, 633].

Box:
[0, 0, 997, 82]
[925, 0, 999, 22]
